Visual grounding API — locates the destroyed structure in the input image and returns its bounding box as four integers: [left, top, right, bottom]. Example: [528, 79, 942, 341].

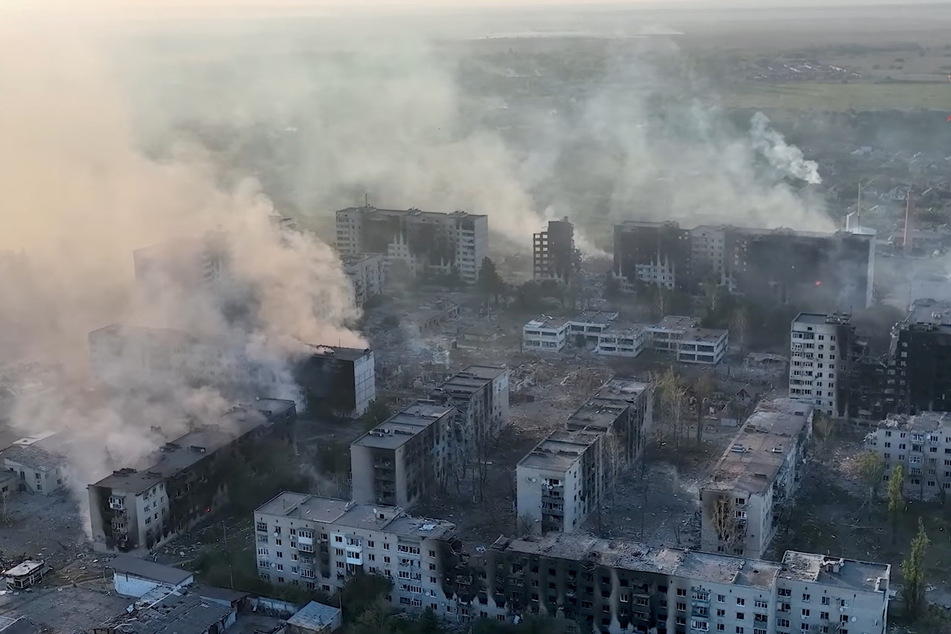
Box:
[87, 399, 297, 553]
[335, 205, 488, 284]
[700, 399, 814, 558]
[91, 587, 236, 634]
[483, 533, 890, 634]
[254, 493, 468, 621]
[890, 299, 951, 414]
[523, 313, 728, 365]
[613, 221, 875, 309]
[89, 324, 376, 417]
[2, 560, 49, 590]
[343, 254, 386, 306]
[350, 401, 455, 508]
[0, 431, 68, 495]
[428, 365, 510, 448]
[517, 378, 653, 534]
[865, 411, 951, 501]
[533, 218, 581, 284]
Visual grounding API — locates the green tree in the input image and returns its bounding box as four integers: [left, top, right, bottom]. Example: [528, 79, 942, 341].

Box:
[477, 257, 506, 306]
[888, 464, 905, 544]
[856, 451, 886, 501]
[902, 518, 929, 619]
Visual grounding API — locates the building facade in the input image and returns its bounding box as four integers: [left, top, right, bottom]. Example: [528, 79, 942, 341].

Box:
[482, 533, 890, 634]
[335, 206, 488, 284]
[516, 429, 604, 534]
[522, 317, 570, 353]
[89, 325, 376, 418]
[890, 299, 951, 415]
[0, 431, 68, 496]
[613, 222, 875, 309]
[865, 412, 951, 501]
[254, 493, 467, 619]
[701, 399, 814, 558]
[343, 254, 386, 306]
[789, 313, 857, 417]
[88, 399, 296, 553]
[350, 401, 454, 508]
[428, 365, 510, 448]
[646, 316, 729, 365]
[533, 218, 581, 284]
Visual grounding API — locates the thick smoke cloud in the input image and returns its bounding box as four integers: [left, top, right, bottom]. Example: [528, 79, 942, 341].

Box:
[749, 112, 822, 186]
[0, 14, 363, 518]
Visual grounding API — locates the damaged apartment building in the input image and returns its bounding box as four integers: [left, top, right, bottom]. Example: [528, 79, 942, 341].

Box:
[517, 378, 653, 534]
[865, 411, 951, 501]
[428, 365, 510, 449]
[350, 401, 455, 508]
[335, 205, 488, 284]
[533, 218, 581, 284]
[254, 493, 476, 621]
[88, 324, 375, 418]
[343, 253, 386, 306]
[700, 399, 814, 559]
[482, 533, 890, 634]
[613, 221, 874, 309]
[88, 399, 296, 552]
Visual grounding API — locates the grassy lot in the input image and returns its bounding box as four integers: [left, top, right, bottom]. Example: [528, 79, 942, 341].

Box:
[721, 81, 951, 112]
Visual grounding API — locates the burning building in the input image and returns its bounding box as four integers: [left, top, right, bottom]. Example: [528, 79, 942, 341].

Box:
[88, 399, 296, 553]
[533, 218, 581, 284]
[335, 206, 488, 284]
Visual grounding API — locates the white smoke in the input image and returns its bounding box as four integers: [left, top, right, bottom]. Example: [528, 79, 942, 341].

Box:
[749, 111, 822, 185]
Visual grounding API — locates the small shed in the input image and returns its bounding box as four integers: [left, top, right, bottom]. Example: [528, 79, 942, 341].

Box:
[285, 601, 343, 634]
[108, 555, 194, 598]
[3, 560, 49, 590]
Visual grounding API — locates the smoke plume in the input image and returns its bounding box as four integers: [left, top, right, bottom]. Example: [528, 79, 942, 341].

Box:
[749, 112, 822, 185]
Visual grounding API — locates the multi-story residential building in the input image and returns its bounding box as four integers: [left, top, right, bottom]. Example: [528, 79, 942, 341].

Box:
[865, 411, 951, 500]
[428, 365, 510, 447]
[521, 317, 570, 353]
[568, 378, 653, 467]
[343, 254, 386, 306]
[482, 532, 890, 634]
[516, 430, 603, 535]
[0, 431, 68, 495]
[647, 316, 729, 365]
[350, 401, 454, 508]
[701, 399, 814, 558]
[533, 218, 581, 284]
[614, 222, 875, 309]
[890, 299, 951, 414]
[88, 399, 296, 553]
[614, 221, 692, 291]
[254, 493, 467, 619]
[133, 231, 231, 294]
[789, 313, 856, 417]
[335, 206, 488, 284]
[88, 325, 376, 417]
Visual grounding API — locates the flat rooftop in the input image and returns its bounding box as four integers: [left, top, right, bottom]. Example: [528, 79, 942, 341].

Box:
[571, 311, 619, 326]
[652, 315, 698, 331]
[352, 401, 453, 450]
[336, 206, 487, 221]
[90, 400, 293, 494]
[601, 321, 647, 336]
[706, 399, 813, 494]
[682, 327, 728, 343]
[904, 299, 951, 327]
[566, 399, 629, 434]
[596, 377, 651, 402]
[517, 429, 601, 473]
[98, 589, 233, 634]
[430, 365, 506, 399]
[792, 312, 834, 326]
[0, 431, 71, 471]
[108, 555, 192, 586]
[255, 492, 456, 540]
[781, 551, 890, 593]
[874, 411, 951, 433]
[524, 316, 569, 330]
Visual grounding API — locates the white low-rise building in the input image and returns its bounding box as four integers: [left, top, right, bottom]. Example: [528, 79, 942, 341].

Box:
[522, 317, 570, 353]
[108, 555, 194, 598]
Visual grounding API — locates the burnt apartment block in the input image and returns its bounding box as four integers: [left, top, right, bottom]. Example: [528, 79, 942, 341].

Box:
[335, 205, 488, 284]
[613, 222, 874, 308]
[533, 218, 581, 284]
[892, 299, 951, 414]
[88, 399, 296, 553]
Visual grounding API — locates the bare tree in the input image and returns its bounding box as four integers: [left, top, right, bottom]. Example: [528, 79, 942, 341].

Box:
[657, 368, 689, 449]
[729, 307, 750, 359]
[599, 431, 625, 531]
[707, 493, 744, 552]
[693, 371, 716, 443]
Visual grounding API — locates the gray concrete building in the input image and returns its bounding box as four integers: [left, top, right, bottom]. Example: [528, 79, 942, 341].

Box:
[865, 411, 951, 500]
[701, 399, 814, 558]
[0, 431, 69, 496]
[343, 254, 385, 306]
[483, 532, 890, 634]
[254, 493, 466, 620]
[428, 365, 510, 447]
[350, 401, 454, 508]
[88, 399, 296, 553]
[516, 429, 603, 535]
[584, 377, 654, 466]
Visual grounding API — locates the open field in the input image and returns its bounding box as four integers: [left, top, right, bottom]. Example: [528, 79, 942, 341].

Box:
[721, 81, 951, 112]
